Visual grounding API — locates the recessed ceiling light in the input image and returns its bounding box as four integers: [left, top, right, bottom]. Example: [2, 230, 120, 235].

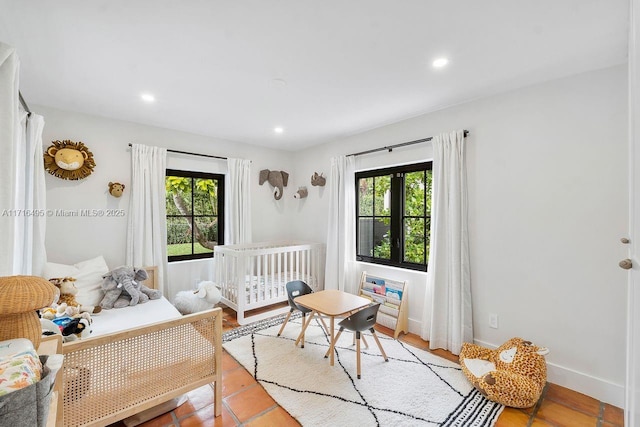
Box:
[274, 127, 284, 134]
[141, 93, 155, 103]
[432, 58, 449, 68]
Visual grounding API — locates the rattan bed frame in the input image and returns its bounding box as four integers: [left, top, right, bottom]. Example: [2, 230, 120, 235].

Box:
[47, 266, 222, 427]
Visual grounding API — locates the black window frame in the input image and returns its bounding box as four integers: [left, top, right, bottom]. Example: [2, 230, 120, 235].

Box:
[355, 162, 432, 272]
[166, 169, 225, 262]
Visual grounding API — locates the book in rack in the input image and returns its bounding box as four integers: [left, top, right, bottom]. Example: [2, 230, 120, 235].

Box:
[357, 271, 408, 339]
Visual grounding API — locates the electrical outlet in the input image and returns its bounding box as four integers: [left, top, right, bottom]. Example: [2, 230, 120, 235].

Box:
[489, 313, 499, 329]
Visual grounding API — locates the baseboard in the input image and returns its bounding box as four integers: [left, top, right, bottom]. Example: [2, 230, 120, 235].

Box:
[473, 339, 625, 408]
[404, 323, 625, 408]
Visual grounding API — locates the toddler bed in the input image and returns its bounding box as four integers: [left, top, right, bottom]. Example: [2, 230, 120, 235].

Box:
[40, 265, 222, 427]
[214, 241, 324, 324]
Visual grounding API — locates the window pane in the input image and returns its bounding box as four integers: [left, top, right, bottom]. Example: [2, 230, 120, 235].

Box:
[194, 178, 217, 216]
[166, 176, 192, 215]
[195, 216, 218, 250]
[373, 219, 391, 259]
[404, 218, 425, 264]
[167, 216, 192, 256]
[374, 175, 391, 216]
[405, 171, 425, 216]
[358, 218, 374, 257]
[358, 177, 373, 215]
[425, 217, 431, 264]
[426, 170, 432, 217]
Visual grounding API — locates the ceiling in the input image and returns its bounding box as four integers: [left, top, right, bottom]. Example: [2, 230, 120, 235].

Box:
[0, 1, 629, 151]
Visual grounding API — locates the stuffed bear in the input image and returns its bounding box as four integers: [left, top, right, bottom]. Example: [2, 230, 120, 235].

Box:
[49, 277, 102, 314]
[459, 337, 549, 408]
[100, 266, 162, 309]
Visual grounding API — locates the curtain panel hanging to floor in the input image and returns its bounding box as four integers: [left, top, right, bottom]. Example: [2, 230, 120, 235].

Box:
[422, 129, 472, 355]
[0, 43, 20, 276]
[14, 112, 47, 275]
[0, 42, 47, 276]
[225, 158, 252, 245]
[325, 155, 356, 293]
[126, 144, 169, 295]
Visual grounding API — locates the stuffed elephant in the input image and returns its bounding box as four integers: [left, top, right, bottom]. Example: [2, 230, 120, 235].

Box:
[259, 169, 289, 200]
[100, 266, 162, 309]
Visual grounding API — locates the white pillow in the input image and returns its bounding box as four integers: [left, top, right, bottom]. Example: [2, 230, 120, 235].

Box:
[43, 256, 109, 307]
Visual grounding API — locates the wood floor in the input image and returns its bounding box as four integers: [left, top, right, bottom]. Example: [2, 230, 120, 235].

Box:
[111, 305, 625, 427]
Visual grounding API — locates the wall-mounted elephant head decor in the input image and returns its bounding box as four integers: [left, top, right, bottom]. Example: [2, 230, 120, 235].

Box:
[259, 169, 289, 200]
[294, 187, 308, 199]
[311, 172, 326, 187]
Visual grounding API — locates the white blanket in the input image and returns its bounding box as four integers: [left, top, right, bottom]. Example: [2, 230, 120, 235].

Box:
[90, 297, 181, 337]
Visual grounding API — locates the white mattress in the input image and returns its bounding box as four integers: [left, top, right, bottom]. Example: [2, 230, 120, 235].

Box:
[90, 297, 181, 337]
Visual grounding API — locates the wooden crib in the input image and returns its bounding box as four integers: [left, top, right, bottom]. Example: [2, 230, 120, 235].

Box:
[214, 241, 324, 324]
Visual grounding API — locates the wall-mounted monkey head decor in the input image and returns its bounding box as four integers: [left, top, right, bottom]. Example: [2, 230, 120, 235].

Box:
[259, 169, 289, 200]
[311, 172, 326, 187]
[108, 182, 125, 197]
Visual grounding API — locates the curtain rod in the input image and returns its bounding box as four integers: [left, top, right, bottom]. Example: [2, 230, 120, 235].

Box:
[348, 129, 469, 157]
[19, 91, 31, 116]
[128, 143, 227, 160]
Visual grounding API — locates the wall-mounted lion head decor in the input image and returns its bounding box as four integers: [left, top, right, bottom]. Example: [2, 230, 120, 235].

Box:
[44, 140, 96, 180]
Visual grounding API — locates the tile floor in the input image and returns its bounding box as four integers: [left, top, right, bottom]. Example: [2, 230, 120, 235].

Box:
[110, 306, 624, 427]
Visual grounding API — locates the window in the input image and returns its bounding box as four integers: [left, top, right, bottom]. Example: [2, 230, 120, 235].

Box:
[356, 162, 432, 271]
[166, 169, 224, 262]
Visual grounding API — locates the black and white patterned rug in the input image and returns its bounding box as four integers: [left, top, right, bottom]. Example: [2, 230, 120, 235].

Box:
[223, 316, 503, 426]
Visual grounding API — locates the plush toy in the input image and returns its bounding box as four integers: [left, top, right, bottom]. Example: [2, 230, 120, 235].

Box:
[56, 302, 79, 318]
[100, 266, 162, 309]
[459, 337, 549, 408]
[40, 306, 58, 320]
[41, 315, 92, 342]
[49, 277, 102, 314]
[174, 281, 221, 315]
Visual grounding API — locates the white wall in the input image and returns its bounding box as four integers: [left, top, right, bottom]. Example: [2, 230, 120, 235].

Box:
[38, 106, 298, 296]
[291, 65, 629, 406]
[37, 64, 628, 406]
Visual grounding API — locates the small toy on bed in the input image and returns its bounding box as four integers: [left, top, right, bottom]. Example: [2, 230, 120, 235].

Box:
[49, 276, 102, 314]
[100, 266, 162, 309]
[459, 337, 549, 408]
[174, 281, 221, 315]
[41, 312, 93, 342]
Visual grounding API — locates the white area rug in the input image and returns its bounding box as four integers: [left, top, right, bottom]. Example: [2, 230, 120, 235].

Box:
[223, 316, 503, 426]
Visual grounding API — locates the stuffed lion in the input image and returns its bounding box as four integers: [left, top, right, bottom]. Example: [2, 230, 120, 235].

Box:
[459, 337, 549, 408]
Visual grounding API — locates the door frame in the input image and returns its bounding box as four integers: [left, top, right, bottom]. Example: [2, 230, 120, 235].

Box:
[626, 0, 640, 425]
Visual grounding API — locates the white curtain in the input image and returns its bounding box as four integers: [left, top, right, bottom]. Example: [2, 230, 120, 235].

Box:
[0, 43, 20, 276]
[13, 112, 47, 275]
[225, 158, 252, 245]
[126, 144, 168, 295]
[0, 42, 47, 276]
[325, 155, 357, 293]
[421, 129, 472, 355]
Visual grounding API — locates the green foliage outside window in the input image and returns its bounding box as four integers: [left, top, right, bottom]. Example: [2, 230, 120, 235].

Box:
[356, 164, 432, 270]
[166, 174, 220, 259]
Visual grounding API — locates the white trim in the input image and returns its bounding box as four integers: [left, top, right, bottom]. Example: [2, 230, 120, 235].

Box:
[628, 0, 640, 424]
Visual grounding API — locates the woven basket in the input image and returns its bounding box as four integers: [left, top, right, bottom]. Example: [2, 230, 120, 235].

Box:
[0, 311, 44, 349]
[0, 275, 57, 348]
